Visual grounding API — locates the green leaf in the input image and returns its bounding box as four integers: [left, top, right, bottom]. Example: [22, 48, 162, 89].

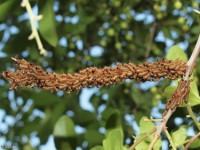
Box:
[139, 117, 155, 134]
[38, 0, 58, 47]
[53, 116, 75, 137]
[171, 125, 187, 146]
[84, 130, 104, 147]
[135, 117, 161, 150]
[0, 0, 18, 21]
[103, 129, 124, 150]
[188, 79, 200, 106]
[166, 45, 187, 61]
[32, 91, 58, 106]
[135, 135, 148, 150]
[105, 110, 122, 136]
[164, 85, 176, 99]
[74, 109, 97, 126]
[102, 107, 118, 120]
[189, 138, 200, 148]
[90, 146, 105, 150]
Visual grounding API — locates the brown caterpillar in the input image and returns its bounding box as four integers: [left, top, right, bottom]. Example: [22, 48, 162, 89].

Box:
[2, 57, 188, 93]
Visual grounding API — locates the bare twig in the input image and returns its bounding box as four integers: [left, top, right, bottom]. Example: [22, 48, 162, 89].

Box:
[145, 23, 157, 59]
[183, 132, 200, 150]
[21, 0, 46, 55]
[184, 35, 200, 80]
[164, 129, 176, 150]
[186, 103, 200, 130]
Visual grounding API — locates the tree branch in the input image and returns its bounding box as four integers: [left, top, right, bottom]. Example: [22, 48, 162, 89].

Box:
[148, 35, 200, 150]
[183, 132, 200, 150]
[129, 127, 156, 150]
[186, 103, 200, 130]
[21, 0, 46, 55]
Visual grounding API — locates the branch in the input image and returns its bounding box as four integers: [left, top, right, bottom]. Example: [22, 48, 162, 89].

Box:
[21, 0, 46, 55]
[183, 132, 200, 150]
[145, 22, 157, 59]
[186, 103, 200, 130]
[184, 35, 200, 80]
[2, 58, 187, 93]
[164, 129, 176, 150]
[129, 127, 156, 150]
[148, 35, 200, 150]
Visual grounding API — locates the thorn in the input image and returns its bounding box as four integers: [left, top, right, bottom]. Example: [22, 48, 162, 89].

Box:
[28, 32, 35, 40]
[11, 57, 17, 62]
[35, 15, 43, 20]
[39, 48, 47, 56]
[21, 0, 26, 7]
[132, 135, 136, 139]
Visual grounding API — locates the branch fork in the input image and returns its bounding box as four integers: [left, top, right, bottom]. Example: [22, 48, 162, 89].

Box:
[21, 0, 46, 55]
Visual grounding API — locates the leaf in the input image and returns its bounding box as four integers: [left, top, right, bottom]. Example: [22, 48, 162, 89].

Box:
[53, 116, 75, 137]
[73, 109, 97, 126]
[166, 45, 187, 61]
[189, 138, 200, 148]
[164, 85, 176, 99]
[0, 0, 19, 21]
[139, 117, 155, 134]
[32, 91, 58, 106]
[171, 126, 187, 146]
[84, 130, 104, 147]
[105, 110, 122, 137]
[90, 146, 105, 150]
[38, 0, 58, 47]
[103, 129, 124, 150]
[135, 117, 161, 150]
[188, 79, 200, 106]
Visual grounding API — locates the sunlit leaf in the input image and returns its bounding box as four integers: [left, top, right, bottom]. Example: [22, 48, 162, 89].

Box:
[171, 125, 187, 146]
[166, 45, 188, 61]
[91, 146, 105, 150]
[53, 116, 75, 137]
[139, 117, 155, 134]
[103, 129, 124, 150]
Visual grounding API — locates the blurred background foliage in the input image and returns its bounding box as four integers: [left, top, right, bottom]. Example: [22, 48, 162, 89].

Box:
[0, 0, 200, 149]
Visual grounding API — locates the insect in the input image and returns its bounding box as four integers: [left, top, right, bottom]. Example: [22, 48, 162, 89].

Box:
[124, 63, 135, 74]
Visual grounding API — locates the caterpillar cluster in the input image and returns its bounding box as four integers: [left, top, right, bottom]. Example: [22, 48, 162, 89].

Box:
[2, 58, 187, 94]
[163, 80, 190, 116]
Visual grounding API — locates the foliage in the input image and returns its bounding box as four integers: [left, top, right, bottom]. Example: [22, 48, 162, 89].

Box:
[0, 0, 200, 150]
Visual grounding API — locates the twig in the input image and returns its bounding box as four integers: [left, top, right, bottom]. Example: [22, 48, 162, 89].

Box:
[21, 0, 46, 55]
[147, 133, 159, 150]
[148, 35, 200, 150]
[129, 127, 156, 150]
[175, 139, 190, 147]
[144, 117, 163, 122]
[184, 35, 200, 80]
[145, 22, 157, 59]
[164, 129, 176, 150]
[183, 132, 200, 150]
[186, 103, 200, 130]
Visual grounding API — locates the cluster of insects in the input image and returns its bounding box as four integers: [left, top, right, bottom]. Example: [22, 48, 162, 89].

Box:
[2, 58, 187, 94]
[163, 79, 190, 116]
